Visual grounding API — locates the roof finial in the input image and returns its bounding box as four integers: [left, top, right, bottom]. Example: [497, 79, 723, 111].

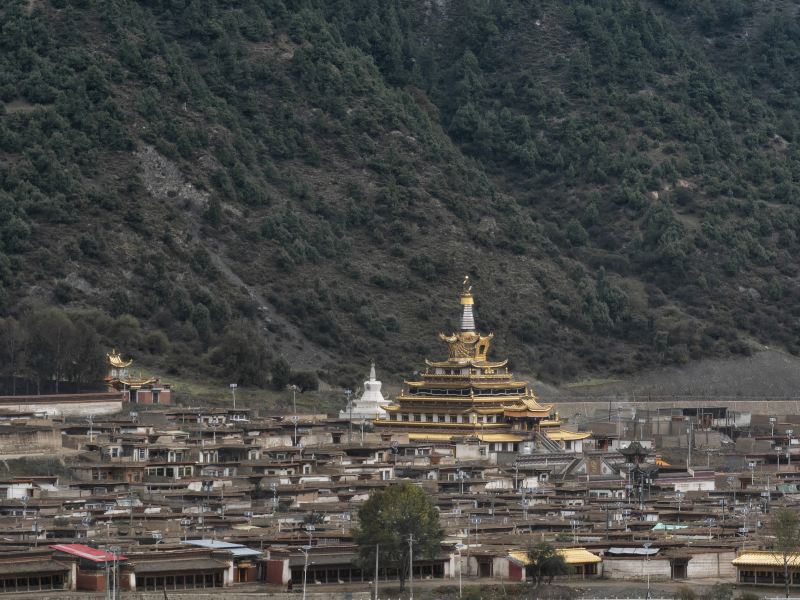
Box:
[369, 361, 376, 381]
[459, 275, 475, 331]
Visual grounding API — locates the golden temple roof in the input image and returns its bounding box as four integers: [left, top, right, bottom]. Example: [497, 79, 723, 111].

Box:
[732, 551, 800, 567]
[509, 549, 601, 566]
[504, 397, 554, 413]
[107, 349, 133, 369]
[544, 429, 592, 442]
[424, 358, 507, 369]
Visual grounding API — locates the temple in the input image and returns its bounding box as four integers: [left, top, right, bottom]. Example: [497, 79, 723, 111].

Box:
[106, 349, 172, 405]
[374, 277, 589, 452]
[339, 362, 388, 421]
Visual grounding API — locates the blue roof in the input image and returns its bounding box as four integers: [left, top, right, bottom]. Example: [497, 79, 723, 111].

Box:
[182, 539, 262, 557]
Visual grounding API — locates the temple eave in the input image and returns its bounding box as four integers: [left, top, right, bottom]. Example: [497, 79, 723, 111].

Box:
[405, 379, 528, 388]
[395, 395, 526, 403]
[424, 359, 508, 368]
[372, 420, 511, 429]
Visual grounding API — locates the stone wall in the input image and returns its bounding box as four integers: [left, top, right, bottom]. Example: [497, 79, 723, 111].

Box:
[0, 427, 61, 454]
[36, 593, 371, 600]
[687, 552, 737, 579]
[551, 399, 800, 420]
[602, 558, 671, 580]
[0, 392, 123, 417]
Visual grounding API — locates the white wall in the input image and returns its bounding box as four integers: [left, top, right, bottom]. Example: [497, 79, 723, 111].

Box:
[603, 558, 671, 580]
[687, 552, 737, 579]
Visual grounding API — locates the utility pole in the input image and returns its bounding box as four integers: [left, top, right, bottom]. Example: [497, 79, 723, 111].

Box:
[455, 543, 465, 598]
[643, 541, 652, 600]
[374, 543, 379, 600]
[408, 534, 414, 600]
[301, 545, 311, 600]
[346, 389, 353, 444]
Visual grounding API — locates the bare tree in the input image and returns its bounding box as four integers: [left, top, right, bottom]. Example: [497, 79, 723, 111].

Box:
[772, 508, 800, 599]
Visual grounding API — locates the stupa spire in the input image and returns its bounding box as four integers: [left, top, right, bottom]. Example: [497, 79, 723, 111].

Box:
[459, 275, 475, 331]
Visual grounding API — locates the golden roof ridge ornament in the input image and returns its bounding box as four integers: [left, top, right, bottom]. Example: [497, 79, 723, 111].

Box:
[459, 275, 475, 331]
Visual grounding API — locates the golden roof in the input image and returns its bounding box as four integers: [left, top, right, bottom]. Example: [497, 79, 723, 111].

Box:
[477, 433, 524, 443]
[107, 349, 133, 369]
[732, 552, 800, 567]
[118, 377, 157, 389]
[433, 331, 496, 365]
[504, 397, 554, 414]
[545, 429, 592, 442]
[425, 358, 507, 369]
[407, 378, 522, 388]
[408, 433, 460, 442]
[508, 548, 602, 566]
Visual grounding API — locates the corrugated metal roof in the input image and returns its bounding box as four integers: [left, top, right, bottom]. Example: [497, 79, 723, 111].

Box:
[133, 558, 228, 574]
[607, 547, 659, 556]
[50, 544, 126, 562]
[182, 539, 261, 557]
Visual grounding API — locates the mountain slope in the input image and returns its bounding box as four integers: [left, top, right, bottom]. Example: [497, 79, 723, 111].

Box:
[2, 0, 800, 389]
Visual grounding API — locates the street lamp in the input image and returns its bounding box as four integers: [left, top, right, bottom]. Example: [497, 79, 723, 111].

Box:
[787, 430, 794, 467]
[300, 544, 312, 600]
[643, 541, 652, 600]
[455, 543, 466, 598]
[345, 389, 353, 444]
[290, 384, 298, 415]
[675, 491, 685, 523]
[409, 534, 415, 600]
[180, 518, 191, 541]
[374, 543, 380, 600]
[770, 417, 776, 437]
[229, 383, 237, 409]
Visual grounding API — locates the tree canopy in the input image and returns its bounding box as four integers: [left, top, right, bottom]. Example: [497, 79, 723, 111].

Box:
[5, 0, 800, 387]
[353, 481, 443, 591]
[771, 508, 800, 599]
[525, 542, 572, 587]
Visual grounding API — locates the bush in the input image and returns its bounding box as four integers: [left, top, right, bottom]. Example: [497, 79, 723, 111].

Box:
[290, 370, 319, 392]
[677, 586, 697, 600]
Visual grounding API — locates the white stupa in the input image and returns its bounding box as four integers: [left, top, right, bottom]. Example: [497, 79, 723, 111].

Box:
[339, 363, 388, 421]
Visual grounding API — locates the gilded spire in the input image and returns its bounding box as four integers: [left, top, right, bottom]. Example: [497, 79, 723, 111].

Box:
[459, 275, 475, 331]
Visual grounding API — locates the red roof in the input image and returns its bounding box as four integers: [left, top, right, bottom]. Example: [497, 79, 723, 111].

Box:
[50, 544, 126, 562]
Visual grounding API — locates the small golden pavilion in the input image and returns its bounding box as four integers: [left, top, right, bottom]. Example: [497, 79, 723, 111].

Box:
[106, 349, 171, 405]
[374, 277, 589, 452]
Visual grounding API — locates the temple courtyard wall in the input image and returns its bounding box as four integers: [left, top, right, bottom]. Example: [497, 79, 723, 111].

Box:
[549, 398, 800, 419]
[0, 392, 124, 417]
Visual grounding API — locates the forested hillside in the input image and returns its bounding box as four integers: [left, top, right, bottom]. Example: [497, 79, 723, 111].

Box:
[2, 0, 800, 390]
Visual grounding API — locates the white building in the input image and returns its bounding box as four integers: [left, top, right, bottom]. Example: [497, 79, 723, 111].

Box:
[339, 363, 388, 421]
